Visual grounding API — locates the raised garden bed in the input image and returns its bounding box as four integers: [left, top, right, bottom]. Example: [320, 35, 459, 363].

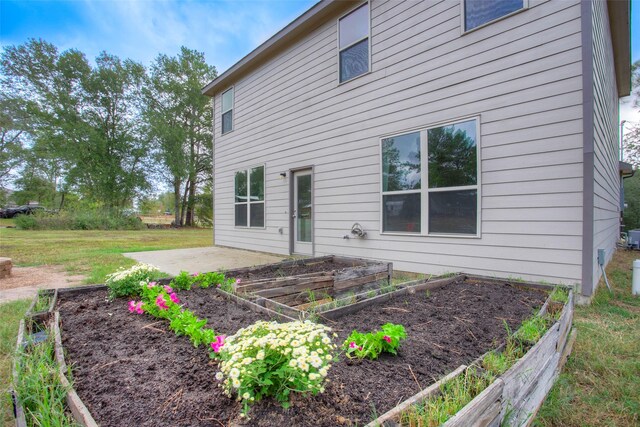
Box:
[228, 255, 392, 310]
[49, 275, 550, 426]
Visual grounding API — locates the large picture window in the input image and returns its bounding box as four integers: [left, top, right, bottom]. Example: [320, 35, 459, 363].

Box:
[464, 0, 524, 31]
[221, 87, 234, 134]
[338, 3, 369, 83]
[235, 165, 264, 227]
[381, 119, 479, 236]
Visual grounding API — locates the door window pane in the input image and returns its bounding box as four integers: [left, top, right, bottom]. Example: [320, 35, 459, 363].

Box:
[250, 203, 264, 227]
[383, 193, 421, 233]
[234, 170, 247, 202]
[297, 174, 312, 242]
[222, 110, 233, 134]
[250, 166, 264, 201]
[427, 120, 477, 188]
[340, 38, 369, 83]
[429, 190, 477, 234]
[465, 0, 523, 31]
[382, 131, 421, 192]
[235, 204, 247, 227]
[339, 3, 369, 48]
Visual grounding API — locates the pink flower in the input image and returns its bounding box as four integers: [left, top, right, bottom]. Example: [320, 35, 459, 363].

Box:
[358, 346, 363, 351]
[216, 283, 221, 288]
[134, 302, 144, 314]
[147, 281, 157, 288]
[192, 272, 199, 277]
[349, 341, 357, 349]
[164, 285, 173, 293]
[211, 335, 226, 352]
[383, 335, 392, 344]
[235, 278, 241, 285]
[128, 301, 144, 314]
[169, 292, 180, 304]
[156, 295, 169, 310]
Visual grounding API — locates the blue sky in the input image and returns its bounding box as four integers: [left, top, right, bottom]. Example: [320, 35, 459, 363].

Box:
[1, 0, 638, 121]
[0, 0, 317, 73]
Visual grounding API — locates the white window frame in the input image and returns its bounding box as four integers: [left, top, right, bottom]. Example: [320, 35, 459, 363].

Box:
[234, 164, 266, 229]
[379, 116, 482, 238]
[337, 1, 371, 85]
[460, 0, 528, 34]
[221, 86, 234, 135]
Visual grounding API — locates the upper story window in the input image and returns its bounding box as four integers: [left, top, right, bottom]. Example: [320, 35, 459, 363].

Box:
[381, 118, 479, 236]
[338, 3, 370, 83]
[464, 0, 524, 31]
[221, 87, 234, 134]
[235, 165, 265, 228]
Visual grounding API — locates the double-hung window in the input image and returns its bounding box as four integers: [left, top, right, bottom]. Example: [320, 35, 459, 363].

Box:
[463, 0, 525, 31]
[382, 118, 479, 236]
[338, 2, 370, 83]
[235, 165, 264, 228]
[221, 87, 234, 134]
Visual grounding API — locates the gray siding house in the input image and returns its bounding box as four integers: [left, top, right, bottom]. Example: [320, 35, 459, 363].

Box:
[202, 0, 631, 301]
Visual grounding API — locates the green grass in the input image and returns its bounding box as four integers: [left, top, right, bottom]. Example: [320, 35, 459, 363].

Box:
[13, 337, 78, 427]
[0, 218, 15, 227]
[0, 228, 213, 284]
[536, 250, 640, 427]
[399, 368, 495, 426]
[1, 300, 30, 426]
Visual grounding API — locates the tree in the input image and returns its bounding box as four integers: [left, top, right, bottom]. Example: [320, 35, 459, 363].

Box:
[144, 47, 216, 226]
[0, 96, 29, 188]
[1, 39, 150, 210]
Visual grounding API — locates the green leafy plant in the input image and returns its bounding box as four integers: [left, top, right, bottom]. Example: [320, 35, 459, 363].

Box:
[213, 320, 336, 417]
[343, 323, 407, 360]
[171, 270, 197, 290]
[105, 263, 161, 299]
[129, 281, 217, 348]
[550, 287, 569, 304]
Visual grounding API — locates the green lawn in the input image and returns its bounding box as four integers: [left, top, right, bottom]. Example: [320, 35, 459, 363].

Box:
[0, 228, 213, 284]
[536, 250, 640, 426]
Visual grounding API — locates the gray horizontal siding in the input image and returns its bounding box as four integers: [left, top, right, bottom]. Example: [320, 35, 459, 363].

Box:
[213, 0, 585, 285]
[590, 0, 620, 293]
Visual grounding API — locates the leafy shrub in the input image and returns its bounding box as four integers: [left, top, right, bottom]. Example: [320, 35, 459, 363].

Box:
[105, 263, 160, 299]
[171, 271, 198, 290]
[343, 323, 406, 360]
[170, 270, 237, 292]
[214, 320, 336, 416]
[14, 209, 146, 230]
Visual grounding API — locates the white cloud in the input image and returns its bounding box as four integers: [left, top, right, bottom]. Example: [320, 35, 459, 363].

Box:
[620, 94, 640, 131]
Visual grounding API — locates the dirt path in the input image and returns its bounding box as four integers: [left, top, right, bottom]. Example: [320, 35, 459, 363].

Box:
[0, 266, 85, 304]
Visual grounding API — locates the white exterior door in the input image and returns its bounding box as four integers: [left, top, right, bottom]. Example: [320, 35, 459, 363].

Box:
[293, 170, 313, 255]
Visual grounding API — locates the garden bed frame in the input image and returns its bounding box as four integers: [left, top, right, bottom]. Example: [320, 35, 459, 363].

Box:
[227, 255, 393, 309]
[366, 287, 576, 427]
[16, 265, 574, 427]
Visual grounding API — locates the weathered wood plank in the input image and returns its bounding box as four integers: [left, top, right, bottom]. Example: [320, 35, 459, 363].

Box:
[247, 276, 334, 296]
[271, 287, 333, 306]
[500, 322, 560, 420]
[259, 298, 304, 320]
[406, 275, 463, 293]
[225, 255, 333, 276]
[335, 263, 389, 281]
[464, 274, 562, 293]
[556, 290, 574, 353]
[558, 328, 577, 371]
[237, 272, 334, 292]
[517, 352, 561, 426]
[334, 272, 389, 290]
[365, 365, 468, 427]
[56, 284, 107, 295]
[12, 320, 27, 427]
[294, 298, 333, 310]
[321, 287, 410, 320]
[444, 378, 504, 427]
[213, 289, 296, 322]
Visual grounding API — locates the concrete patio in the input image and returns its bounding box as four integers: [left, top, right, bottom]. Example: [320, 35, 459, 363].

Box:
[123, 246, 286, 276]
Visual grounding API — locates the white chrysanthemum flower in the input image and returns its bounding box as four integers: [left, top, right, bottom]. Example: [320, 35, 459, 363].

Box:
[215, 372, 224, 380]
[229, 368, 240, 378]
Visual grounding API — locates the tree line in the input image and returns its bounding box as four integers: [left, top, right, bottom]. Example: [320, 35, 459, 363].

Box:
[0, 39, 216, 226]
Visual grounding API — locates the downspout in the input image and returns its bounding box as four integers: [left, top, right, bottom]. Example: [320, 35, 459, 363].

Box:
[211, 96, 216, 246]
[580, 0, 595, 298]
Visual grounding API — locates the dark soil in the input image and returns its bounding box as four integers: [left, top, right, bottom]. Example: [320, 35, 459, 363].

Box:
[231, 259, 361, 281]
[57, 280, 546, 427]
